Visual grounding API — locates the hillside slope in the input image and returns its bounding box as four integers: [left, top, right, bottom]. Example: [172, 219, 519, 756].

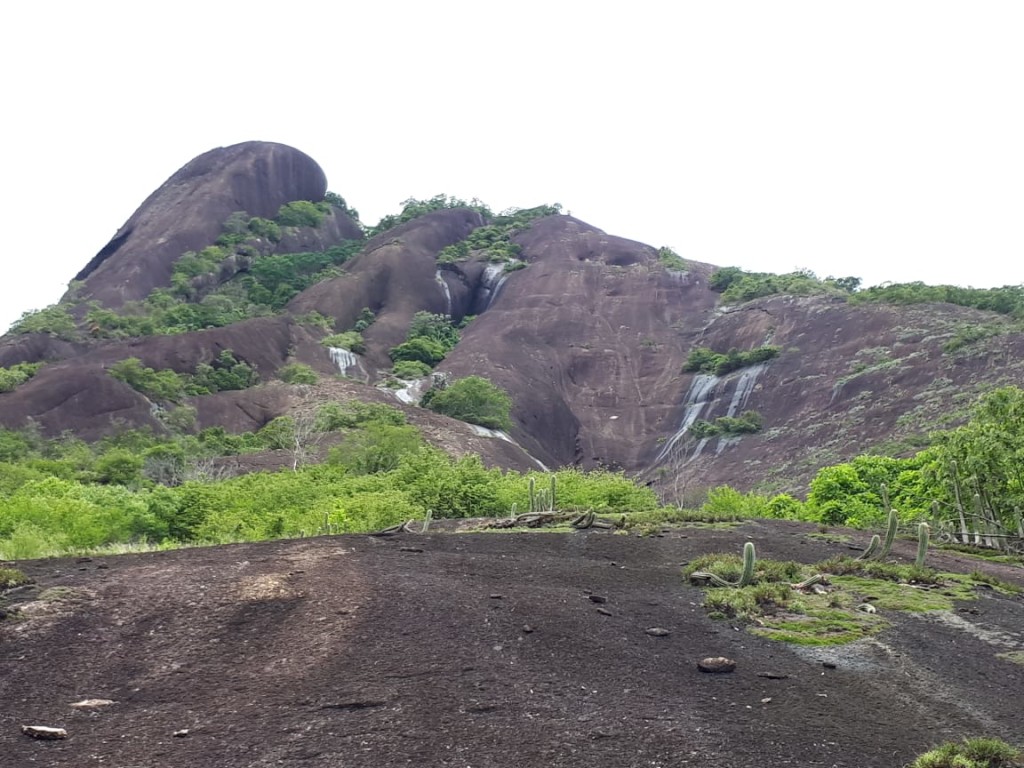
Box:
[2, 142, 1024, 493]
[3, 524, 1023, 767]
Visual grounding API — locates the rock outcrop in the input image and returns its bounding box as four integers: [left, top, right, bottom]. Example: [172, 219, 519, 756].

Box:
[73, 141, 348, 309]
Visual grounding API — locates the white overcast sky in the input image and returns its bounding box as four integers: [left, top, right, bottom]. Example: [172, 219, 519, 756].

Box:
[2, 1, 1022, 332]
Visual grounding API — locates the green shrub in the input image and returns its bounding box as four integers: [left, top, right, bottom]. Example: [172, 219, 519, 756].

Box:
[657, 246, 686, 271]
[392, 360, 432, 379]
[389, 337, 446, 366]
[683, 346, 780, 375]
[328, 423, 425, 475]
[10, 305, 78, 339]
[0, 363, 43, 393]
[322, 331, 365, 354]
[909, 737, 1021, 768]
[108, 359, 187, 402]
[278, 363, 319, 385]
[188, 350, 259, 394]
[424, 376, 513, 430]
[276, 200, 326, 228]
[247, 216, 282, 242]
[316, 402, 406, 431]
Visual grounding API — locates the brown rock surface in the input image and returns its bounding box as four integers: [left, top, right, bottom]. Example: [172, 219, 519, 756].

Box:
[74, 141, 349, 309]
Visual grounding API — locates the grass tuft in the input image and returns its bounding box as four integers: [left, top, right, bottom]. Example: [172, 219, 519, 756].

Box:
[910, 737, 1022, 768]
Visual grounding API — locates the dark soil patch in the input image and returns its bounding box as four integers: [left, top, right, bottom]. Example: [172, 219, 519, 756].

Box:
[2, 520, 1022, 767]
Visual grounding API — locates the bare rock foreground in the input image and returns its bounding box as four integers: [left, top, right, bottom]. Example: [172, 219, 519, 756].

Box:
[2, 520, 1023, 767]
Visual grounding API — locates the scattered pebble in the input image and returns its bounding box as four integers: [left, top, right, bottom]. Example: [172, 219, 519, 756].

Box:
[173, 729, 190, 738]
[596, 607, 613, 616]
[757, 672, 788, 680]
[646, 627, 670, 637]
[588, 595, 608, 604]
[489, 594, 503, 600]
[522, 624, 534, 634]
[22, 725, 67, 740]
[698, 657, 736, 673]
[70, 699, 116, 709]
[822, 662, 837, 670]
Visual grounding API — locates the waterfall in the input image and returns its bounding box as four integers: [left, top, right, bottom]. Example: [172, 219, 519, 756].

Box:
[467, 424, 549, 470]
[654, 373, 720, 464]
[479, 263, 510, 311]
[435, 269, 452, 315]
[725, 362, 768, 417]
[393, 377, 428, 405]
[328, 347, 364, 380]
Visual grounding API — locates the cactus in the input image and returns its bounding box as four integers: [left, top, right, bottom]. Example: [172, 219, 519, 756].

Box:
[528, 477, 536, 513]
[689, 541, 757, 588]
[422, 509, 433, 534]
[738, 542, 756, 587]
[856, 534, 881, 561]
[880, 483, 892, 515]
[509, 502, 517, 519]
[915, 522, 930, 568]
[878, 508, 898, 560]
[550, 474, 557, 511]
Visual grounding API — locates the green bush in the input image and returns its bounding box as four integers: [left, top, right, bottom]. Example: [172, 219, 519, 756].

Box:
[108, 359, 187, 402]
[910, 737, 1021, 768]
[188, 350, 259, 394]
[392, 360, 432, 379]
[0, 362, 43, 393]
[276, 200, 326, 228]
[328, 423, 425, 475]
[389, 337, 447, 366]
[322, 331, 365, 354]
[683, 346, 780, 375]
[657, 246, 686, 271]
[316, 402, 406, 431]
[10, 305, 78, 339]
[423, 376, 513, 430]
[278, 363, 319, 385]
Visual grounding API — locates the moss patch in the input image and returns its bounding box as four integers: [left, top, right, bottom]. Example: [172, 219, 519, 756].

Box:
[997, 651, 1024, 666]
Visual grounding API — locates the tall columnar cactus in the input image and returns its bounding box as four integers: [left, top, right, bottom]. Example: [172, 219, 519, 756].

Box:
[528, 477, 536, 513]
[738, 542, 756, 587]
[550, 475, 557, 512]
[689, 541, 758, 588]
[878, 508, 899, 560]
[915, 523, 930, 568]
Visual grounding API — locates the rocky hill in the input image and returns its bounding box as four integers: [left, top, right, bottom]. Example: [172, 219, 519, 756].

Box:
[3, 141, 1023, 495]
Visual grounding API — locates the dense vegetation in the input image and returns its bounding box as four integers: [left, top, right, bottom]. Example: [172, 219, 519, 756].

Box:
[708, 267, 857, 303]
[108, 351, 259, 402]
[0, 362, 43, 393]
[683, 346, 780, 376]
[436, 204, 561, 265]
[0, 403, 656, 559]
[689, 410, 763, 438]
[389, 312, 460, 369]
[850, 281, 1024, 318]
[421, 376, 514, 431]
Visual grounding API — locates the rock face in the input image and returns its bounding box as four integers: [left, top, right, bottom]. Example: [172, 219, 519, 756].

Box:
[74, 141, 340, 309]
[3, 142, 1024, 492]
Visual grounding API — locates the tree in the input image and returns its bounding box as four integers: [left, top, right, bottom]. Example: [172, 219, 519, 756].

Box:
[424, 376, 513, 431]
[328, 423, 424, 475]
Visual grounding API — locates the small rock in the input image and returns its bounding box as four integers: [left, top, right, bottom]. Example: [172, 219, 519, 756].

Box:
[645, 627, 670, 637]
[522, 624, 534, 634]
[596, 607, 613, 616]
[822, 661, 837, 670]
[588, 595, 608, 604]
[757, 672, 789, 680]
[173, 729, 190, 738]
[760, 697, 772, 704]
[698, 657, 736, 673]
[22, 725, 67, 740]
[489, 594, 503, 600]
[856, 603, 877, 614]
[70, 699, 116, 709]
[399, 547, 424, 553]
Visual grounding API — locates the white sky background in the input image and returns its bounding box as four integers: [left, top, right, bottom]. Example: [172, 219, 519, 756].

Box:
[2, 1, 1022, 332]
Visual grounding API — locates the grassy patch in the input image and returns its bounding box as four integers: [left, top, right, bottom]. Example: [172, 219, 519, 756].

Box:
[0, 567, 31, 591]
[687, 551, 1015, 646]
[805, 532, 852, 544]
[997, 651, 1024, 666]
[910, 737, 1022, 768]
[937, 542, 1024, 565]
